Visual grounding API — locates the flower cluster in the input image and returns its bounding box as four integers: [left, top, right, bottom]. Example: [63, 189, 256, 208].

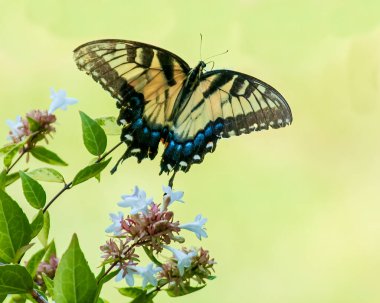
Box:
[7, 110, 57, 145]
[100, 186, 215, 293]
[5, 88, 77, 149]
[121, 202, 181, 252]
[159, 247, 216, 293]
[34, 255, 59, 291]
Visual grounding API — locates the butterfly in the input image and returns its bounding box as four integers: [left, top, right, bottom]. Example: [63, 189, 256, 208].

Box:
[73, 39, 292, 185]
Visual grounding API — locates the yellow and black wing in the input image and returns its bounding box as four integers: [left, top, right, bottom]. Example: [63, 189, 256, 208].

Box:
[74, 39, 190, 129]
[158, 70, 292, 174]
[172, 70, 292, 141]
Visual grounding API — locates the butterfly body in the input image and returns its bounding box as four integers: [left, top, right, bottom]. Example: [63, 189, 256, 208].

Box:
[74, 39, 292, 180]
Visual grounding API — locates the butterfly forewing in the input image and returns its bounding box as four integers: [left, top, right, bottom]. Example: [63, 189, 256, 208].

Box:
[74, 39, 190, 128]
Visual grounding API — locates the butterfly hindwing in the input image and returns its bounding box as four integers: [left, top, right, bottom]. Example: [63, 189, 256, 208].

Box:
[173, 70, 292, 140]
[158, 70, 292, 173]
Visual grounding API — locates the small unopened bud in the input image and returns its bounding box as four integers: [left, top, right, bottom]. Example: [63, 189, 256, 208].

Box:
[171, 235, 185, 243]
[161, 194, 171, 211]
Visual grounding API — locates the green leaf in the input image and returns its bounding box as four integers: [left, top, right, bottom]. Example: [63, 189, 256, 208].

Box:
[80, 111, 107, 156]
[96, 298, 110, 303]
[0, 294, 6, 302]
[0, 190, 31, 263]
[30, 146, 67, 166]
[54, 234, 97, 303]
[0, 264, 33, 295]
[43, 240, 57, 262]
[19, 172, 46, 209]
[95, 116, 121, 136]
[3, 145, 21, 168]
[127, 291, 156, 303]
[37, 211, 50, 247]
[95, 267, 119, 303]
[4, 172, 20, 187]
[9, 294, 26, 303]
[25, 248, 46, 277]
[166, 284, 206, 297]
[26, 117, 40, 133]
[0, 171, 5, 191]
[95, 266, 106, 282]
[30, 210, 44, 239]
[98, 269, 118, 285]
[88, 158, 101, 182]
[0, 144, 18, 157]
[118, 287, 145, 298]
[143, 246, 163, 266]
[42, 273, 54, 299]
[1, 168, 21, 189]
[13, 244, 34, 264]
[27, 168, 65, 183]
[72, 158, 111, 186]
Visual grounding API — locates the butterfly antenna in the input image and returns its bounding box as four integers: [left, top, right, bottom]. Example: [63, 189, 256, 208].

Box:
[205, 60, 215, 71]
[199, 33, 203, 61]
[204, 49, 229, 61]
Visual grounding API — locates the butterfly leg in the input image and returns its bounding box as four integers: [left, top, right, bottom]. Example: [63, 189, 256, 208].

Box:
[168, 170, 177, 188]
[110, 154, 125, 174]
[110, 144, 136, 174]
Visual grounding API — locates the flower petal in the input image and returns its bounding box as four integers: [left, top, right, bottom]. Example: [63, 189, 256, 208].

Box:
[49, 88, 78, 114]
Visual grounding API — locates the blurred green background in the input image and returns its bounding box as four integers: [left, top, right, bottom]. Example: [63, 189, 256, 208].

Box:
[1, 0, 380, 302]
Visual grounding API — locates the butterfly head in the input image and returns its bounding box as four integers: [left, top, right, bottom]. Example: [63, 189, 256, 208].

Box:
[183, 61, 207, 92]
[194, 61, 207, 74]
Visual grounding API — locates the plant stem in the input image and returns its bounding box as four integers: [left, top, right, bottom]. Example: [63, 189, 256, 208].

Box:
[42, 181, 72, 213]
[6, 149, 26, 174]
[148, 281, 169, 295]
[98, 141, 123, 163]
[99, 260, 118, 284]
[30, 289, 48, 303]
[6, 130, 44, 174]
[43, 141, 124, 213]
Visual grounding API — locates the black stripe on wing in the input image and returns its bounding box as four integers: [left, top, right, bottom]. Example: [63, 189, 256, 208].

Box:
[73, 39, 190, 105]
[200, 70, 292, 138]
[73, 40, 194, 169]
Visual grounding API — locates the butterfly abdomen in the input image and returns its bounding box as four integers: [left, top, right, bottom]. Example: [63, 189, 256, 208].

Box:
[172, 61, 206, 118]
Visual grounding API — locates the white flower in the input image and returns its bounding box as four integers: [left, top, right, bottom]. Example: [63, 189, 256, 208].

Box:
[6, 116, 24, 140]
[105, 211, 124, 235]
[164, 246, 197, 276]
[48, 88, 78, 114]
[115, 266, 135, 286]
[118, 186, 153, 215]
[162, 185, 184, 206]
[180, 214, 208, 240]
[129, 263, 162, 288]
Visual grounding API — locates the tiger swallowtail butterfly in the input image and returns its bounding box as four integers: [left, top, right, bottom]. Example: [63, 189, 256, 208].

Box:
[73, 39, 292, 185]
